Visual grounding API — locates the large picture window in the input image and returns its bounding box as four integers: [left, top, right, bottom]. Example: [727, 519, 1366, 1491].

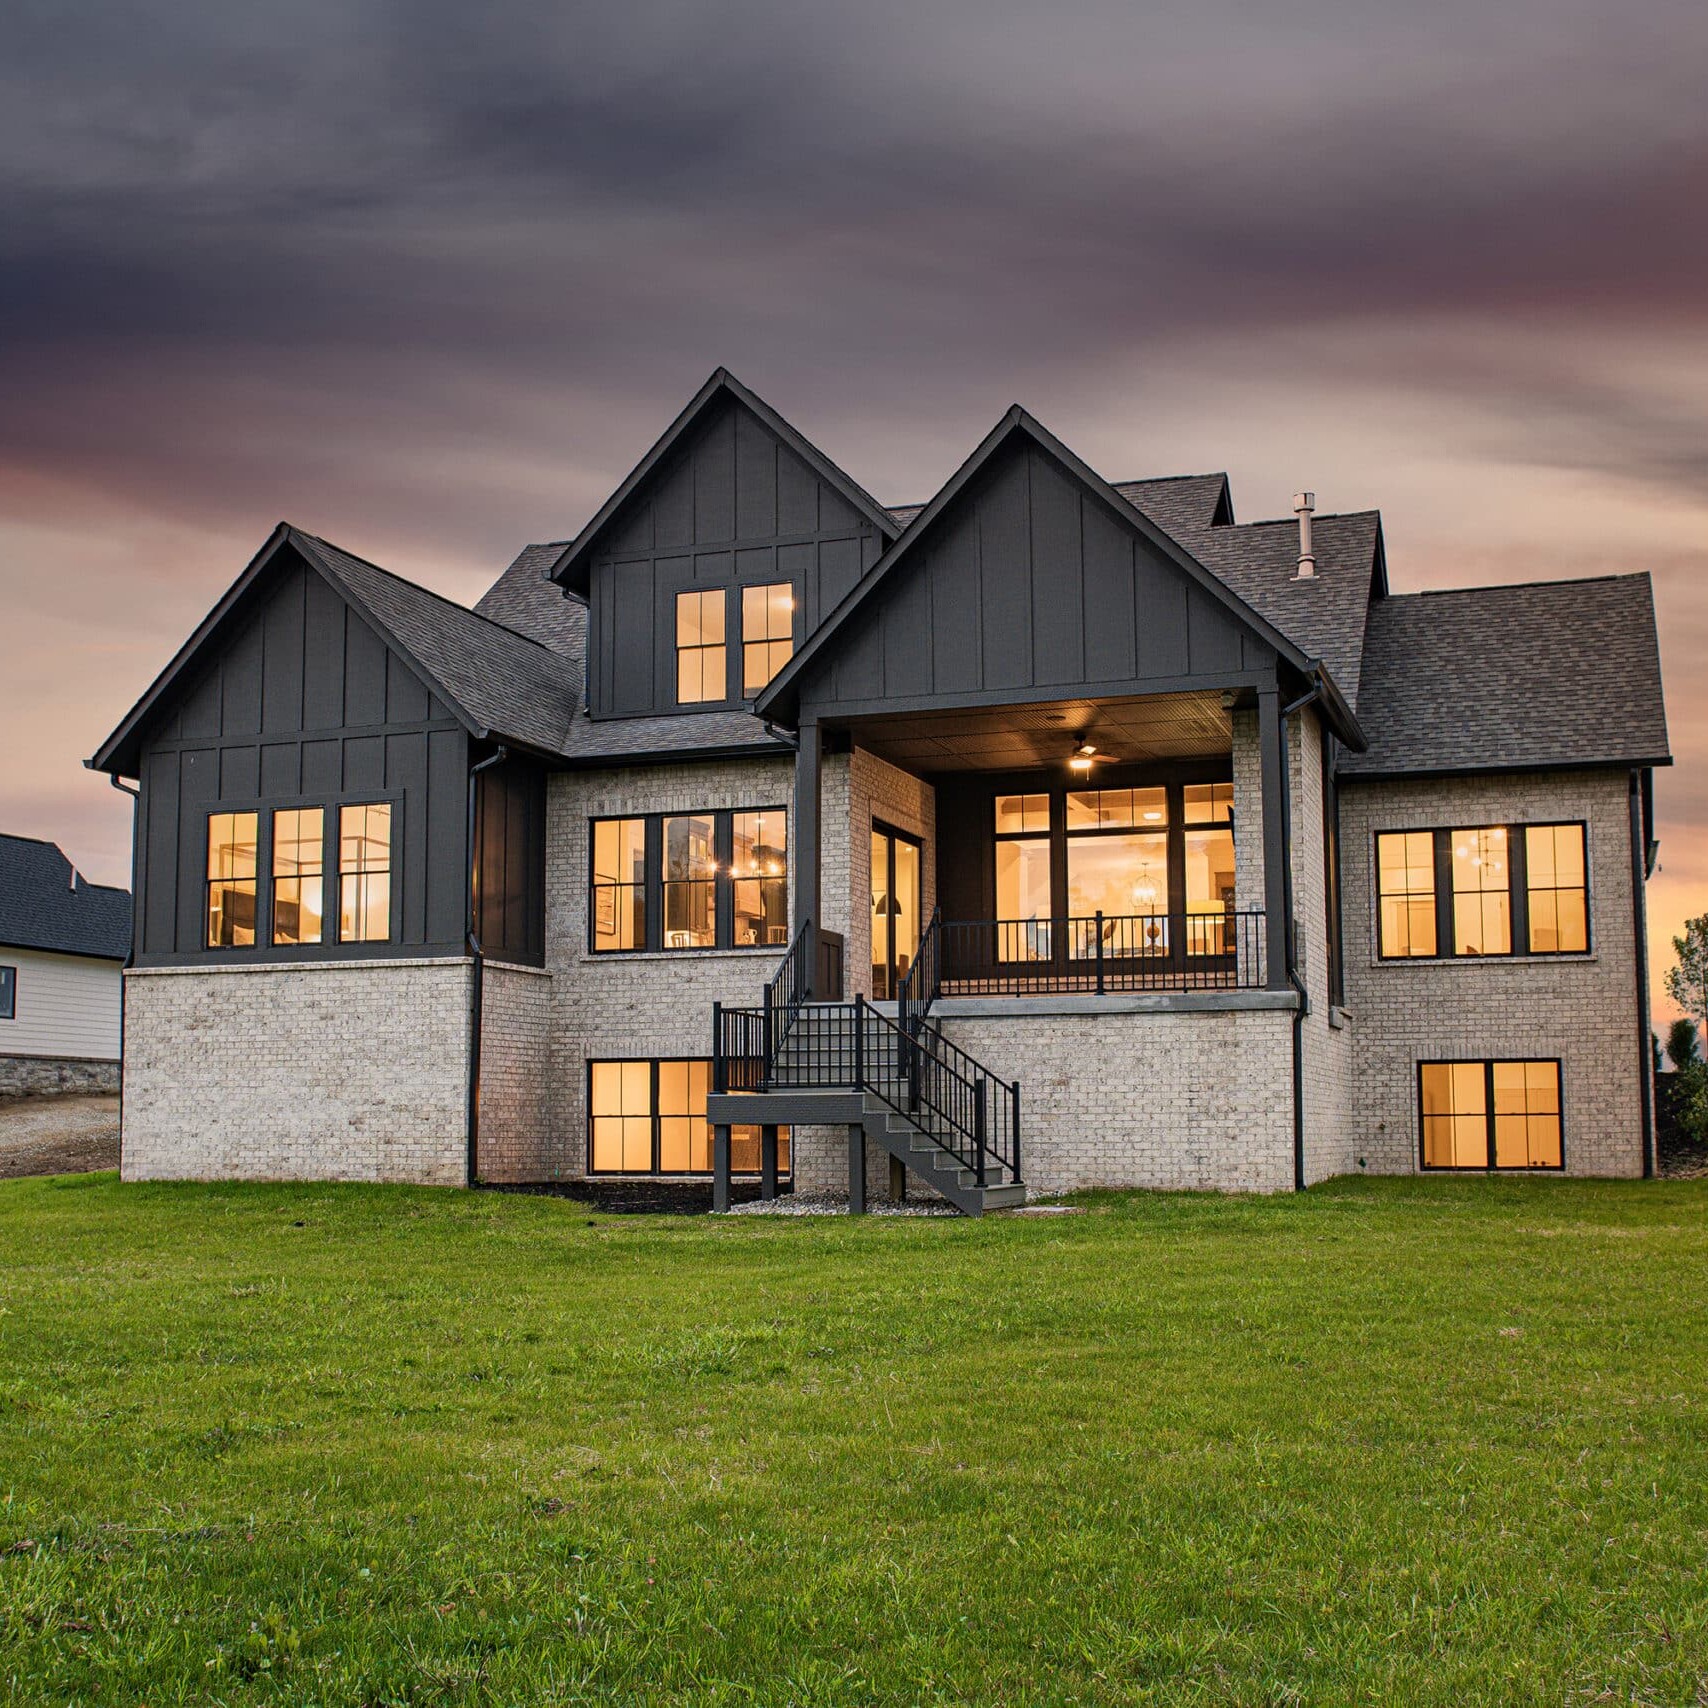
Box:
[338, 803, 392, 942]
[1420, 1060, 1563, 1170]
[206, 811, 259, 947]
[589, 807, 787, 953]
[675, 590, 727, 704]
[589, 1057, 791, 1176]
[1377, 823, 1588, 961]
[272, 807, 324, 946]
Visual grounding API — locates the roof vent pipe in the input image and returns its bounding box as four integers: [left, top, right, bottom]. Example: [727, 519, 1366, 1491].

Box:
[1292, 492, 1316, 579]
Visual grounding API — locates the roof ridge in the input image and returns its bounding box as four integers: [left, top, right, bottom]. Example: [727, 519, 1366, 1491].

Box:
[294, 529, 563, 657]
[1111, 471, 1228, 487]
[1382, 571, 1651, 601]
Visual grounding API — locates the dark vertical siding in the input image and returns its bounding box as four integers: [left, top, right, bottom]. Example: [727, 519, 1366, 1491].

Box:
[474, 756, 546, 967]
[586, 393, 889, 717]
[131, 547, 471, 966]
[812, 438, 1274, 716]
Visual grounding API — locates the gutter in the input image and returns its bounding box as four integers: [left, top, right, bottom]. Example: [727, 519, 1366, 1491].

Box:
[1277, 683, 1322, 1192]
[465, 745, 509, 1187]
[109, 773, 140, 1178]
[1630, 769, 1656, 1178]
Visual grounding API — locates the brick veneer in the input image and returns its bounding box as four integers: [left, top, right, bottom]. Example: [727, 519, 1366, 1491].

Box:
[120, 958, 471, 1183]
[475, 962, 554, 1181]
[1339, 767, 1644, 1177]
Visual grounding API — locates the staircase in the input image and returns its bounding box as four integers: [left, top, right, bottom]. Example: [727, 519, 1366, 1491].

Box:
[708, 917, 1024, 1216]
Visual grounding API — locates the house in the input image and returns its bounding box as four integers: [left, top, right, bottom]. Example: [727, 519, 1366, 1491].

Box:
[0, 834, 131, 1097]
[87, 370, 1670, 1208]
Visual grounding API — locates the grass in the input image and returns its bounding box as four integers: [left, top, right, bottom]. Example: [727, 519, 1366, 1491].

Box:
[1, 1175, 1705, 1706]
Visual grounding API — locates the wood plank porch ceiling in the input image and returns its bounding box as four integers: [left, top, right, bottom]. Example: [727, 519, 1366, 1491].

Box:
[838, 690, 1233, 774]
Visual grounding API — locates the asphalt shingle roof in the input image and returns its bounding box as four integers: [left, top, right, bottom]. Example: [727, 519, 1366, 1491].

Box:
[474, 542, 586, 657]
[1339, 574, 1669, 776]
[0, 835, 131, 960]
[294, 532, 584, 757]
[1110, 474, 1230, 536]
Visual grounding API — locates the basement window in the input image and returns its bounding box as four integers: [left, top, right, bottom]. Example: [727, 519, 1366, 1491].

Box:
[1419, 1059, 1563, 1170]
[588, 1057, 791, 1176]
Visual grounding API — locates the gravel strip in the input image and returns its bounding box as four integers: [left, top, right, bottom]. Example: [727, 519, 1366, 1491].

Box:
[0, 1095, 121, 1179]
[721, 1191, 960, 1217]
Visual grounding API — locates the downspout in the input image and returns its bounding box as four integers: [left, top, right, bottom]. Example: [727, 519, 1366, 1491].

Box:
[110, 773, 140, 1178]
[465, 745, 509, 1187]
[1630, 769, 1656, 1178]
[1277, 682, 1322, 1192]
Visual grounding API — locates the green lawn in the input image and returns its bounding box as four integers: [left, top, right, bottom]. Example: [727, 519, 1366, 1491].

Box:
[1, 1176, 1705, 1706]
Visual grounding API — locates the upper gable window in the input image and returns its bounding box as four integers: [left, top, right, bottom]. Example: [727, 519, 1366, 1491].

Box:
[742, 583, 795, 696]
[206, 812, 259, 948]
[676, 590, 727, 705]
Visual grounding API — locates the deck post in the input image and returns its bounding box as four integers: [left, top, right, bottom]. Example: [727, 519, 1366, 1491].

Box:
[848, 1122, 866, 1214]
[761, 1124, 778, 1201]
[712, 1123, 732, 1213]
[793, 717, 822, 998]
[1258, 685, 1290, 991]
[889, 1154, 906, 1203]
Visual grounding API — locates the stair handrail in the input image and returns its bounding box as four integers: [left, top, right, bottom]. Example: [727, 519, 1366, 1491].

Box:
[762, 917, 815, 1084]
[856, 994, 1021, 1188]
[895, 907, 942, 1037]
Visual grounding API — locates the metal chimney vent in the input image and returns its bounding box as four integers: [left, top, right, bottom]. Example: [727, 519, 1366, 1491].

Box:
[1292, 492, 1316, 580]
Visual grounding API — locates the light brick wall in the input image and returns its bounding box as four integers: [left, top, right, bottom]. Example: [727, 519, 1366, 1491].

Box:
[937, 1005, 1296, 1195]
[120, 959, 471, 1183]
[476, 962, 554, 1182]
[1340, 768, 1644, 1177]
[544, 755, 813, 1180]
[820, 746, 937, 999]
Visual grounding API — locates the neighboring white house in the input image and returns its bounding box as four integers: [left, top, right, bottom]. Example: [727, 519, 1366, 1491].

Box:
[0, 834, 131, 1097]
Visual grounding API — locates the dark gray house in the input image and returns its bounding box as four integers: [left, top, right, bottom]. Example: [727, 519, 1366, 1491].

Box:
[89, 370, 1670, 1207]
[0, 834, 131, 1097]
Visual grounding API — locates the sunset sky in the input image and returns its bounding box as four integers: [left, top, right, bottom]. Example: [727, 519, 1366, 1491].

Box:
[5, 0, 1705, 1021]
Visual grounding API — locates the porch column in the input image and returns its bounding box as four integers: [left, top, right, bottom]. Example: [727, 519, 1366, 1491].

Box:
[712, 1123, 732, 1213]
[1257, 686, 1290, 991]
[793, 717, 822, 997]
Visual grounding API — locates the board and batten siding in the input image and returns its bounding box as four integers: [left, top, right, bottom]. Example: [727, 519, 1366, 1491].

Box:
[587, 393, 887, 719]
[0, 947, 123, 1061]
[132, 546, 471, 966]
[803, 437, 1279, 716]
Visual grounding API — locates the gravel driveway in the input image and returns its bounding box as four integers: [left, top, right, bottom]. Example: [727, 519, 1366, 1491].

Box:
[0, 1095, 121, 1179]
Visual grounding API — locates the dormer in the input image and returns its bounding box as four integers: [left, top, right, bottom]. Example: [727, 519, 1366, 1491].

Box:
[547, 371, 899, 719]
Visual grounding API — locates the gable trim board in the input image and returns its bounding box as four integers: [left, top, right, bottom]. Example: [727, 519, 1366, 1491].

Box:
[754, 406, 1365, 751]
[546, 369, 901, 599]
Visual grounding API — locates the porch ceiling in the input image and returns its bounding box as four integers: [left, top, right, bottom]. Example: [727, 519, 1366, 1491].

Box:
[839, 690, 1233, 774]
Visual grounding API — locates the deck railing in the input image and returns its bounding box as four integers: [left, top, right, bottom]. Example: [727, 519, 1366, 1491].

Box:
[936, 910, 1266, 997]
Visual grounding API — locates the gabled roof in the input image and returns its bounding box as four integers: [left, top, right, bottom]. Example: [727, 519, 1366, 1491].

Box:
[0, 834, 130, 960]
[90, 524, 583, 777]
[546, 369, 901, 596]
[757, 406, 1364, 747]
[475, 541, 584, 657]
[1338, 573, 1669, 777]
[1111, 473, 1233, 534]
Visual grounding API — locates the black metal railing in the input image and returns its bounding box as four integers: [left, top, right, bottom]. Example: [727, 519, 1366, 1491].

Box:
[711, 992, 1020, 1188]
[896, 906, 942, 1039]
[762, 918, 815, 1068]
[936, 910, 1266, 996]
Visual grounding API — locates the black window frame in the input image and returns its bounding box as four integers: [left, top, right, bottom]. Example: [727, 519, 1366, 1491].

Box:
[586, 805, 788, 954]
[200, 792, 399, 956]
[1416, 1057, 1566, 1172]
[1375, 822, 1590, 962]
[0, 963, 15, 1020]
[665, 576, 799, 713]
[585, 1055, 792, 1178]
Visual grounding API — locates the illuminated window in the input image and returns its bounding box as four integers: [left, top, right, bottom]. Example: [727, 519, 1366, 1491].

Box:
[663, 814, 717, 949]
[1451, 827, 1511, 955]
[590, 1060, 654, 1172]
[1377, 831, 1437, 958]
[338, 803, 392, 942]
[1493, 1061, 1563, 1168]
[1065, 788, 1168, 831]
[590, 1057, 790, 1176]
[1526, 824, 1588, 954]
[732, 810, 788, 947]
[1182, 782, 1233, 823]
[1421, 1060, 1562, 1170]
[1183, 786, 1234, 955]
[271, 807, 324, 946]
[206, 811, 259, 948]
[741, 583, 794, 696]
[994, 795, 1049, 834]
[675, 589, 727, 704]
[591, 818, 646, 952]
[1066, 788, 1169, 957]
[995, 795, 1052, 963]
